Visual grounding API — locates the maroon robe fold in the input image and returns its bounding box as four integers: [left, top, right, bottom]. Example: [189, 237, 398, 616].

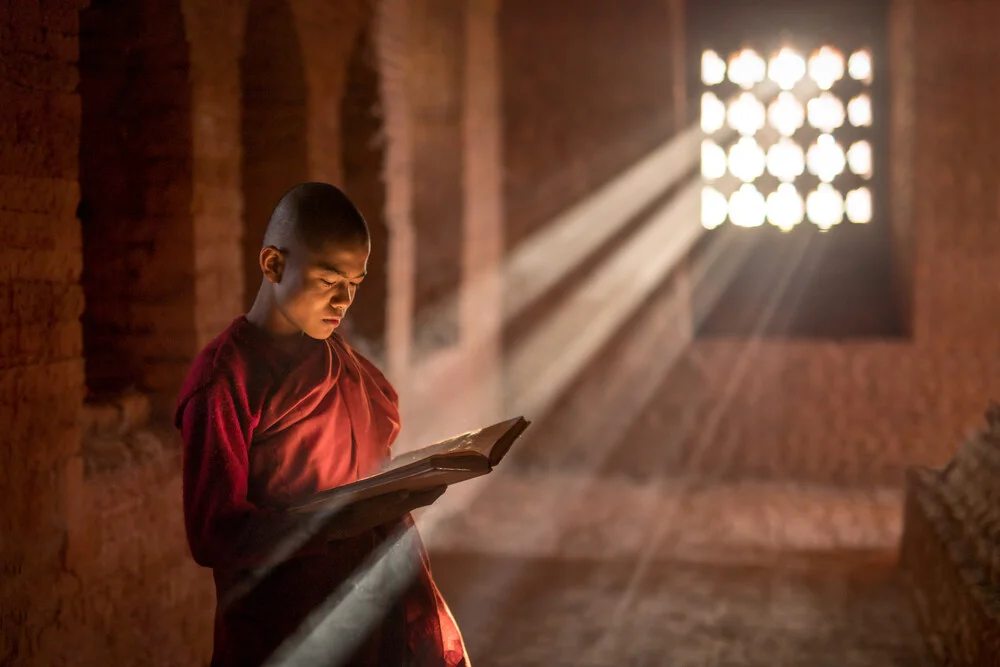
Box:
[175, 316, 468, 667]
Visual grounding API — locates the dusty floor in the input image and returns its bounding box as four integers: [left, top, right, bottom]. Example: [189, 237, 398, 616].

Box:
[422, 266, 934, 666]
[427, 476, 931, 667]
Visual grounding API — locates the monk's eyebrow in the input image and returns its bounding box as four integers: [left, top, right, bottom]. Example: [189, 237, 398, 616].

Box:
[316, 262, 367, 280]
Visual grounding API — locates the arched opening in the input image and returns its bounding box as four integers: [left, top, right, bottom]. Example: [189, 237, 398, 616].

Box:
[240, 0, 309, 311]
[339, 23, 389, 365]
[78, 0, 194, 402]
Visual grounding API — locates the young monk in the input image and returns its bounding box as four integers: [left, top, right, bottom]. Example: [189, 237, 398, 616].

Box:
[175, 182, 469, 666]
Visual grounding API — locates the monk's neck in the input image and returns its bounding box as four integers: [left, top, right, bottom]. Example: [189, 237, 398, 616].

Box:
[246, 289, 317, 356]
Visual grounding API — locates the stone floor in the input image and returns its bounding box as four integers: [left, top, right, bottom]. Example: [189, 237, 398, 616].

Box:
[426, 474, 932, 667]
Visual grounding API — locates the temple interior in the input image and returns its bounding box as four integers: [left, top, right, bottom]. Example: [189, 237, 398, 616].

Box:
[4, 0, 1000, 664]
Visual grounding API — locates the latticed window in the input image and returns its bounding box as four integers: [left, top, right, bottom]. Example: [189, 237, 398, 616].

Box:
[700, 45, 874, 232]
[686, 0, 906, 338]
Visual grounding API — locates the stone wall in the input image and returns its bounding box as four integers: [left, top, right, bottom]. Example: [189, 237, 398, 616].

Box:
[239, 0, 309, 312]
[1, 1, 89, 664]
[499, 0, 680, 251]
[408, 0, 466, 355]
[900, 407, 1000, 664]
[78, 0, 195, 406]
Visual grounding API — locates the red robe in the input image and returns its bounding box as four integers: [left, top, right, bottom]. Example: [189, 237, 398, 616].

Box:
[175, 316, 468, 666]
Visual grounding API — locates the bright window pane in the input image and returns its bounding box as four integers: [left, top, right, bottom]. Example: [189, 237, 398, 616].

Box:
[768, 47, 806, 90]
[808, 46, 844, 90]
[701, 92, 726, 134]
[767, 92, 805, 136]
[807, 93, 846, 132]
[806, 134, 846, 183]
[702, 50, 727, 86]
[766, 138, 805, 183]
[728, 137, 766, 183]
[701, 187, 729, 229]
[701, 140, 727, 181]
[806, 184, 845, 230]
[767, 183, 805, 231]
[727, 92, 767, 136]
[846, 187, 873, 223]
[729, 184, 766, 228]
[728, 49, 766, 89]
[847, 94, 872, 127]
[847, 141, 872, 179]
[848, 49, 873, 84]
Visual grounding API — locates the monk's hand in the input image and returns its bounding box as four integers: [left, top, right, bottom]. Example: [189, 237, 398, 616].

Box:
[323, 486, 447, 540]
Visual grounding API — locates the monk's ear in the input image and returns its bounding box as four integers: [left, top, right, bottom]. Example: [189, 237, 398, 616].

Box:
[259, 246, 286, 283]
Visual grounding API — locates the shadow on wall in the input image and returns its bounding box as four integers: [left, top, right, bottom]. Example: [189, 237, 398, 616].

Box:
[240, 0, 309, 312]
[79, 0, 195, 407]
[340, 17, 390, 368]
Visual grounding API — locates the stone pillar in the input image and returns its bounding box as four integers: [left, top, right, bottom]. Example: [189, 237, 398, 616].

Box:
[375, 0, 417, 393]
[183, 0, 248, 350]
[461, 0, 504, 424]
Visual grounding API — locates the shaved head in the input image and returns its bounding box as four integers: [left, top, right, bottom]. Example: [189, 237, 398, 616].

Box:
[248, 182, 372, 340]
[263, 182, 370, 251]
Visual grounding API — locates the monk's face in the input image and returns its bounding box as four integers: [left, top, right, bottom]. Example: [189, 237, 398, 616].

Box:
[263, 236, 370, 339]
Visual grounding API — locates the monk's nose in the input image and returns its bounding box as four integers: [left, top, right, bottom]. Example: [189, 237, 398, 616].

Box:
[330, 283, 351, 307]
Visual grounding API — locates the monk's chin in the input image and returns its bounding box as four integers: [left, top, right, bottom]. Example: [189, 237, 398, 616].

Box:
[303, 319, 340, 338]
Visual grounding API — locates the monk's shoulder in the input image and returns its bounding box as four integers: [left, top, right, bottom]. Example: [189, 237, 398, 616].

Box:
[176, 319, 263, 410]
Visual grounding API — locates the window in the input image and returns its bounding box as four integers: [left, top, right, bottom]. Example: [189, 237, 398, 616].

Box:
[700, 45, 874, 233]
[685, 0, 905, 339]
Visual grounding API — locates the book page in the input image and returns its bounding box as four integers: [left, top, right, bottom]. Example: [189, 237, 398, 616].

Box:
[381, 417, 524, 474]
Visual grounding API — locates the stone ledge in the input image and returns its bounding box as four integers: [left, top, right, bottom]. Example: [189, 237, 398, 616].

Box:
[80, 390, 178, 476]
[901, 465, 1000, 666]
[81, 389, 151, 437]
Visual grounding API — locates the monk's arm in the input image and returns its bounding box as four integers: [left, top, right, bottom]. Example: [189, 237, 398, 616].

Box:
[180, 381, 326, 570]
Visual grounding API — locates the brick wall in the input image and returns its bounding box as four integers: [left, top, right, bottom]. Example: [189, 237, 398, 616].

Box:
[66, 434, 214, 666]
[340, 9, 390, 363]
[240, 0, 308, 311]
[1, 1, 88, 664]
[183, 0, 248, 351]
[78, 0, 196, 404]
[409, 0, 465, 357]
[500, 0, 678, 250]
[656, 0, 1000, 486]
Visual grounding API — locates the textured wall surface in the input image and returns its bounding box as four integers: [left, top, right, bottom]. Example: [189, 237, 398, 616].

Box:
[499, 0, 679, 250]
[339, 8, 390, 360]
[78, 0, 195, 403]
[1, 0, 89, 664]
[408, 0, 466, 355]
[239, 0, 309, 311]
[900, 413, 1000, 665]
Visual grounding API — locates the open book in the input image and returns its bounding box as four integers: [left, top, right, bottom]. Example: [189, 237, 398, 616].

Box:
[288, 416, 531, 513]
